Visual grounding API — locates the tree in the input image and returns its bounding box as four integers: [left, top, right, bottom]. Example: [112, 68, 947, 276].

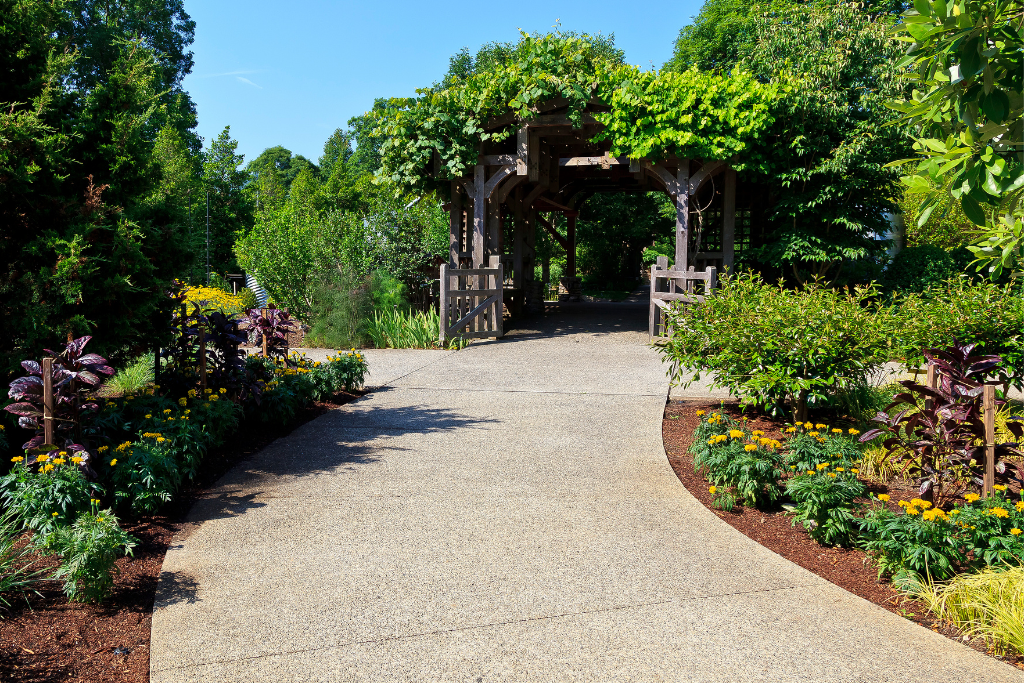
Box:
[888, 0, 1024, 278]
[666, 1, 912, 282]
[201, 126, 252, 278]
[1, 0, 194, 374]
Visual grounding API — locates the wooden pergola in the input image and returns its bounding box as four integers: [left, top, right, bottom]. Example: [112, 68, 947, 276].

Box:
[438, 98, 754, 340]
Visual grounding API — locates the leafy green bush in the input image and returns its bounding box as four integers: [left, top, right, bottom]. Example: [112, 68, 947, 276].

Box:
[661, 273, 889, 418]
[307, 271, 371, 349]
[1, 457, 98, 537]
[859, 491, 1024, 586]
[781, 423, 862, 474]
[109, 439, 182, 514]
[689, 411, 784, 509]
[889, 278, 1024, 388]
[237, 287, 258, 311]
[40, 502, 137, 603]
[305, 351, 368, 399]
[785, 470, 866, 547]
[881, 245, 974, 295]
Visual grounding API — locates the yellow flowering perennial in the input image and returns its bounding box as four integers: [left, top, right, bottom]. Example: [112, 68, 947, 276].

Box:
[744, 444, 757, 452]
[877, 494, 890, 502]
[729, 430, 744, 439]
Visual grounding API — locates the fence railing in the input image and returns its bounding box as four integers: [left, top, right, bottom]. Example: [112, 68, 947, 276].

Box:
[439, 256, 504, 344]
[649, 256, 717, 339]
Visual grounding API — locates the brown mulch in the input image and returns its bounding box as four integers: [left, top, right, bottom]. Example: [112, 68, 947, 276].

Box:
[663, 398, 1024, 670]
[0, 390, 363, 683]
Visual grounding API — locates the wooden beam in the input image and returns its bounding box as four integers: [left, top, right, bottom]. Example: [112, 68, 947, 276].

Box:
[527, 131, 540, 182]
[516, 128, 528, 175]
[689, 160, 727, 196]
[559, 156, 630, 167]
[524, 184, 547, 210]
[566, 214, 577, 277]
[473, 165, 485, 268]
[493, 174, 526, 204]
[461, 178, 476, 202]
[722, 169, 736, 272]
[536, 215, 569, 251]
[479, 154, 518, 166]
[525, 114, 599, 128]
[484, 165, 515, 198]
[676, 161, 690, 268]
[643, 161, 680, 196]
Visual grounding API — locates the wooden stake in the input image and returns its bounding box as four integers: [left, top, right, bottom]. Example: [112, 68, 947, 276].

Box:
[261, 308, 269, 358]
[198, 327, 207, 396]
[42, 358, 54, 447]
[924, 362, 936, 412]
[439, 264, 449, 345]
[983, 384, 996, 496]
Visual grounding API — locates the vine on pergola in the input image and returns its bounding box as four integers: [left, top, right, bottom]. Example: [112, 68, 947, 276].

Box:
[374, 32, 790, 194]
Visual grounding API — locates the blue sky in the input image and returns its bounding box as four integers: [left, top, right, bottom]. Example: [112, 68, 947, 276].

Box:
[182, 1, 704, 165]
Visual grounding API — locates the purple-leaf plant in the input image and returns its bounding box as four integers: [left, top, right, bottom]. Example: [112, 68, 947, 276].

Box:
[860, 341, 1023, 505]
[5, 336, 113, 464]
[242, 306, 297, 360]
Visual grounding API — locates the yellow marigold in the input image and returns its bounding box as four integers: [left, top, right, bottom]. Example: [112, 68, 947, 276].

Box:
[807, 470, 816, 475]
[828, 472, 837, 478]
[836, 467, 845, 472]
[11, 456, 24, 463]
[43, 464, 54, 472]
[36, 454, 49, 462]
[848, 428, 860, 435]
[808, 431, 820, 437]
[794, 421, 803, 427]
[751, 430, 764, 437]
[219, 387, 227, 394]
[204, 388, 212, 394]
[744, 444, 757, 452]
[709, 486, 717, 495]
[178, 397, 187, 407]
[815, 423, 826, 430]
[53, 458, 65, 465]
[906, 506, 920, 516]
[1016, 502, 1024, 512]
[911, 498, 932, 510]
[71, 456, 83, 464]
[157, 437, 166, 443]
[707, 437, 716, 445]
[950, 509, 960, 515]
[831, 428, 843, 434]
[98, 445, 109, 453]
[210, 395, 219, 402]
[790, 465, 797, 469]
[878, 494, 890, 502]
[816, 463, 829, 470]
[729, 430, 744, 439]
[851, 468, 859, 474]
[993, 484, 1007, 492]
[1011, 529, 1022, 536]
[696, 410, 706, 417]
[991, 507, 1009, 518]
[785, 426, 796, 433]
[110, 459, 117, 466]
[188, 389, 197, 398]
[898, 500, 909, 508]
[145, 414, 153, 419]
[163, 409, 172, 414]
[964, 493, 981, 503]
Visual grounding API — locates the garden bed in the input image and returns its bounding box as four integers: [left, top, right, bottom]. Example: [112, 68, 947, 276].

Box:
[0, 390, 363, 683]
[662, 398, 1024, 671]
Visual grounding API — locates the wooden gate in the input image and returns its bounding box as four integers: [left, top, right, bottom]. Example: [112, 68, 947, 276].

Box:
[649, 256, 717, 339]
[439, 256, 504, 344]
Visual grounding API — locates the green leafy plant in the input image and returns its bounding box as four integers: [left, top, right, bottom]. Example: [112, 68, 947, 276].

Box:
[367, 307, 466, 349]
[784, 470, 866, 547]
[690, 413, 784, 508]
[109, 439, 182, 514]
[0, 508, 45, 609]
[40, 501, 137, 603]
[782, 423, 863, 473]
[0, 457, 98, 538]
[661, 272, 890, 418]
[881, 245, 975, 295]
[101, 353, 155, 397]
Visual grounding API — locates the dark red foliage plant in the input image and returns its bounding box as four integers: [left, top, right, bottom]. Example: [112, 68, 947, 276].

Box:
[860, 342, 1024, 506]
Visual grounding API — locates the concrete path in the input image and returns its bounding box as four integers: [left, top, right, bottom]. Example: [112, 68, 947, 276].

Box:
[151, 303, 1022, 682]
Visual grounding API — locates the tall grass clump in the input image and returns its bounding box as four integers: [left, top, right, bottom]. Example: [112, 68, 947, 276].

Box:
[0, 509, 45, 608]
[100, 353, 154, 397]
[915, 566, 1024, 656]
[306, 270, 371, 349]
[366, 308, 465, 350]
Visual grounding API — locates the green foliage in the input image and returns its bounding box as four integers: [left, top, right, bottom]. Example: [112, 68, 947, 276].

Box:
[689, 412, 785, 508]
[887, 0, 1024, 278]
[367, 308, 465, 350]
[0, 508, 45, 607]
[781, 425, 862, 473]
[109, 440, 182, 514]
[201, 126, 253, 276]
[915, 565, 1024, 657]
[237, 287, 258, 311]
[40, 503, 137, 603]
[785, 471, 866, 547]
[577, 193, 673, 285]
[859, 492, 1024, 585]
[882, 245, 976, 294]
[0, 460, 98, 538]
[306, 272, 372, 350]
[306, 351, 369, 399]
[660, 272, 890, 417]
[889, 278, 1024, 385]
[102, 353, 156, 397]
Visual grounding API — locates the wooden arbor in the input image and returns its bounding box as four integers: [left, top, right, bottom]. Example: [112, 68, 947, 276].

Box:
[441, 99, 742, 337]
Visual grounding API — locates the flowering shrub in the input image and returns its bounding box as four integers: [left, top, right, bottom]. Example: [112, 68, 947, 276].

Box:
[784, 469, 866, 547]
[0, 454, 98, 537]
[782, 422, 863, 473]
[40, 500, 136, 603]
[689, 411, 784, 509]
[182, 285, 245, 316]
[859, 490, 1024, 585]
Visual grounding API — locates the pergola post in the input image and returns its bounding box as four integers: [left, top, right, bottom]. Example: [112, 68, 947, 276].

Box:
[449, 181, 462, 267]
[566, 213, 577, 277]
[512, 188, 525, 315]
[676, 160, 690, 269]
[473, 164, 485, 268]
[723, 168, 736, 272]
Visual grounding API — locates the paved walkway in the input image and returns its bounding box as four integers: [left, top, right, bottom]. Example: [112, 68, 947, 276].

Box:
[151, 303, 1022, 682]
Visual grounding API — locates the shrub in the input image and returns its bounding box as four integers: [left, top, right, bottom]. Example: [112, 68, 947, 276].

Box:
[859, 491, 1024, 585]
[0, 458, 98, 538]
[890, 278, 1024, 389]
[109, 438, 182, 514]
[306, 271, 371, 349]
[305, 351, 368, 399]
[660, 273, 889, 418]
[861, 342, 1024, 505]
[915, 565, 1024, 657]
[785, 470, 866, 547]
[40, 502, 137, 603]
[781, 423, 863, 473]
[881, 245, 974, 295]
[237, 287, 258, 311]
[689, 412, 784, 509]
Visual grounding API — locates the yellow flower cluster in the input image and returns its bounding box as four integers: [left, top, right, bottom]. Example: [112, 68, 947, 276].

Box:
[707, 434, 729, 445]
[182, 285, 244, 312]
[708, 486, 717, 495]
[1011, 528, 1022, 536]
[116, 441, 131, 452]
[898, 498, 940, 518]
[696, 410, 706, 418]
[728, 429, 745, 439]
[878, 494, 890, 502]
[1016, 501, 1024, 513]
[964, 493, 981, 503]
[986, 507, 1010, 519]
[744, 444, 757, 452]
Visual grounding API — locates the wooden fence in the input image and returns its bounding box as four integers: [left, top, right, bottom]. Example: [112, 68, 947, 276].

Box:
[648, 256, 717, 339]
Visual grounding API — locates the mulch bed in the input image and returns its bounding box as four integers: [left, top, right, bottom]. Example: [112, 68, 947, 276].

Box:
[0, 390, 363, 683]
[663, 398, 1024, 671]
